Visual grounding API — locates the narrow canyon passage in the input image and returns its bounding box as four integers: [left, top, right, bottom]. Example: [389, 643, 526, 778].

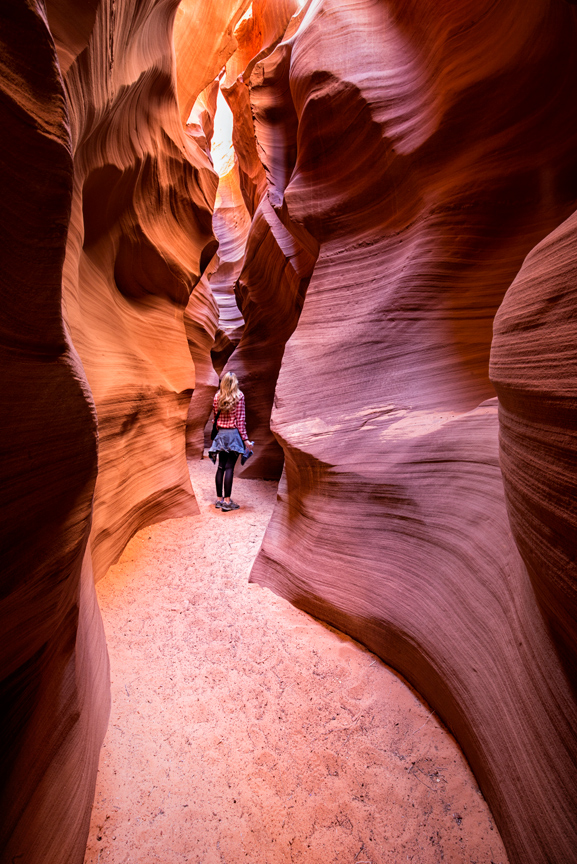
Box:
[84, 458, 507, 864]
[3, 4, 577, 864]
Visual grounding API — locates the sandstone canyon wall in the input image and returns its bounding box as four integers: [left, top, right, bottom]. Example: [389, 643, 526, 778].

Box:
[3, 1, 577, 863]
[0, 0, 252, 861]
[491, 209, 577, 694]
[0, 2, 108, 862]
[221, 0, 319, 478]
[246, 2, 577, 863]
[60, 0, 218, 582]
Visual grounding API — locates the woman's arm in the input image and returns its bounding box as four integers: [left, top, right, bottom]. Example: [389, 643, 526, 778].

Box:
[235, 394, 248, 442]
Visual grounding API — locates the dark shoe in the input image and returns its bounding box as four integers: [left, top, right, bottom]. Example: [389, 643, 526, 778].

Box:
[215, 500, 224, 508]
[221, 500, 240, 511]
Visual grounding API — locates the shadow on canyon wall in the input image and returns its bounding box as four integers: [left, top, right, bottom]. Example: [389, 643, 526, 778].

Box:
[1, 2, 577, 863]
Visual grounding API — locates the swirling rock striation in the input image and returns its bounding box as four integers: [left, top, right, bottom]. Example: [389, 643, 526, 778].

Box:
[210, 161, 251, 341]
[250, 1, 577, 862]
[490, 209, 577, 693]
[62, 0, 221, 581]
[0, 2, 108, 862]
[222, 12, 319, 478]
[185, 265, 221, 459]
[1, 1, 251, 862]
[231, 191, 316, 478]
[221, 0, 299, 216]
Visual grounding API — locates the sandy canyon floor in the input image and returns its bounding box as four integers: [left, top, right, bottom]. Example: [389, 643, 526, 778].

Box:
[84, 457, 508, 864]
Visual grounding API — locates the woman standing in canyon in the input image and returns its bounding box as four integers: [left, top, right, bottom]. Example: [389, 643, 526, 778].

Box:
[208, 372, 251, 511]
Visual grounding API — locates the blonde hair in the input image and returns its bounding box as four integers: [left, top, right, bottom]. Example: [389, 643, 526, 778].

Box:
[217, 372, 241, 413]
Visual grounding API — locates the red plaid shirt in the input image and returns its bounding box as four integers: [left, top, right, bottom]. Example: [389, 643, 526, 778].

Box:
[213, 391, 248, 442]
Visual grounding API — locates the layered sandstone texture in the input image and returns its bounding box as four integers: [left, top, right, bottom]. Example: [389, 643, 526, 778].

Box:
[249, 2, 577, 863]
[1, 0, 254, 862]
[220, 1, 319, 477]
[183, 1, 304, 463]
[210, 160, 250, 346]
[0, 2, 108, 863]
[59, 0, 220, 582]
[490, 208, 577, 693]
[186, 90, 249, 456]
[185, 266, 221, 459]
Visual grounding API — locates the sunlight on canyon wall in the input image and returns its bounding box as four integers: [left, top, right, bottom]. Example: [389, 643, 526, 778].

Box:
[0, 1, 250, 861]
[2, 1, 577, 863]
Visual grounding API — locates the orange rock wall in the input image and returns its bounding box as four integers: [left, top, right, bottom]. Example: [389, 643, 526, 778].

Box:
[185, 268, 221, 459]
[3, 2, 577, 863]
[60, 0, 218, 581]
[0, 2, 107, 862]
[0, 0, 248, 861]
[248, 2, 577, 862]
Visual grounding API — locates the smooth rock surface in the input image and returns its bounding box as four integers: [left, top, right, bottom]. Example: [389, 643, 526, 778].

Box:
[210, 161, 251, 340]
[0, 2, 108, 862]
[491, 208, 577, 692]
[62, 0, 220, 581]
[4, 2, 577, 864]
[223, 20, 319, 478]
[249, 2, 577, 862]
[1, 2, 252, 862]
[185, 267, 221, 460]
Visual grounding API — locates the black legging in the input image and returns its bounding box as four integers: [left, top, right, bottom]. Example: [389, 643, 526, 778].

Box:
[216, 451, 239, 498]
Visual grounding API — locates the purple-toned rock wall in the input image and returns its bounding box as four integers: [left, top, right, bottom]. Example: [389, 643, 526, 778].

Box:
[246, 2, 577, 862]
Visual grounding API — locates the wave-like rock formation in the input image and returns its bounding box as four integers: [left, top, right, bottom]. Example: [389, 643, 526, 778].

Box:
[232, 192, 316, 477]
[249, 2, 577, 862]
[1, 1, 252, 861]
[0, 2, 108, 862]
[490, 210, 577, 692]
[211, 162, 251, 341]
[185, 267, 221, 459]
[221, 0, 300, 216]
[62, 0, 221, 581]
[221, 5, 319, 477]
[4, 1, 577, 862]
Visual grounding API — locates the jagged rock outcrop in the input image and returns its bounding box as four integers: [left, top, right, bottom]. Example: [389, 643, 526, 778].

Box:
[249, 2, 577, 862]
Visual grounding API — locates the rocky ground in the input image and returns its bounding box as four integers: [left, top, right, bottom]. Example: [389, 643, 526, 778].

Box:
[84, 457, 508, 864]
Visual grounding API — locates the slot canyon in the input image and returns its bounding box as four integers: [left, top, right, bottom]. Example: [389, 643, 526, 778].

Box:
[1, 0, 577, 862]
